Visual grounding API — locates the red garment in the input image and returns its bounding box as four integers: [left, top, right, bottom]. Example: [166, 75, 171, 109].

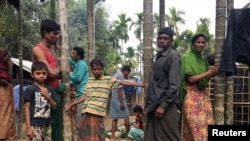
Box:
[136, 115, 144, 130]
[0, 49, 12, 82]
[37, 44, 60, 89]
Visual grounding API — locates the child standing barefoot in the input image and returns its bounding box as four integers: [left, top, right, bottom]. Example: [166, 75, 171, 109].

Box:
[24, 61, 57, 141]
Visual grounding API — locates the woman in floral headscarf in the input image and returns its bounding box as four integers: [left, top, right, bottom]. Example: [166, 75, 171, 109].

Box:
[0, 49, 16, 140]
[180, 33, 220, 141]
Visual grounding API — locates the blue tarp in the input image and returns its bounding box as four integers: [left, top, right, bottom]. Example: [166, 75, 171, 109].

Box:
[123, 78, 142, 95]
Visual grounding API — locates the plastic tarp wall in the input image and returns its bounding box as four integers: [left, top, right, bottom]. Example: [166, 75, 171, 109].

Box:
[11, 58, 32, 73]
[220, 8, 250, 73]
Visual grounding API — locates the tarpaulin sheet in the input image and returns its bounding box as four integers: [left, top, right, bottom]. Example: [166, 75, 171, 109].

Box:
[220, 8, 250, 73]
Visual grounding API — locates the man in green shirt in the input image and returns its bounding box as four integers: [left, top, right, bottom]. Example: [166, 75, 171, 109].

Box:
[69, 47, 89, 131]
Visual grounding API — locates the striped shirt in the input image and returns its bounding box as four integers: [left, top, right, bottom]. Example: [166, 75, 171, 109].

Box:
[81, 75, 120, 116]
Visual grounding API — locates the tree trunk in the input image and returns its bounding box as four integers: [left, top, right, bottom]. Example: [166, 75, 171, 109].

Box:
[224, 0, 234, 125]
[16, 0, 24, 139]
[159, 0, 165, 28]
[214, 0, 227, 125]
[87, 0, 95, 63]
[58, 0, 71, 140]
[143, 0, 153, 104]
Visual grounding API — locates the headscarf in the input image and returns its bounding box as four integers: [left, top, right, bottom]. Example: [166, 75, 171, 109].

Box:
[180, 34, 209, 102]
[0, 49, 12, 81]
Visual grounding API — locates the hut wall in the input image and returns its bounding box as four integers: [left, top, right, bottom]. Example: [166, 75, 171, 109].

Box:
[209, 64, 250, 124]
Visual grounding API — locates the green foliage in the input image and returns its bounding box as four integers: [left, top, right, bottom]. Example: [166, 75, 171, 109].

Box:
[19, 0, 50, 59]
[119, 128, 127, 139]
[95, 2, 111, 65]
[113, 13, 132, 43]
[176, 29, 193, 55]
[124, 47, 138, 68]
[153, 13, 160, 36]
[107, 24, 120, 49]
[130, 12, 143, 40]
[165, 7, 185, 37]
[68, 0, 112, 67]
[0, 0, 18, 38]
[104, 49, 121, 75]
[1, 0, 217, 77]
[0, 0, 51, 59]
[68, 0, 87, 51]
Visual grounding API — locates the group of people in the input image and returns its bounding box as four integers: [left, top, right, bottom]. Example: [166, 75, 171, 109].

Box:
[0, 18, 220, 141]
[143, 27, 220, 141]
[0, 19, 143, 141]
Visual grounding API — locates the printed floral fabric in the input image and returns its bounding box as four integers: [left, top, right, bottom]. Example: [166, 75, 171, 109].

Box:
[182, 86, 214, 141]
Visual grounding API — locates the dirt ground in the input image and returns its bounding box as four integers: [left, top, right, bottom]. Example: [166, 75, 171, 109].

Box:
[104, 115, 135, 141]
[104, 115, 135, 131]
[105, 138, 127, 141]
[14, 115, 135, 141]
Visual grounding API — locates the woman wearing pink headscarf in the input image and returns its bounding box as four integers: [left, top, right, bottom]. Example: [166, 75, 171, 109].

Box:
[0, 49, 16, 140]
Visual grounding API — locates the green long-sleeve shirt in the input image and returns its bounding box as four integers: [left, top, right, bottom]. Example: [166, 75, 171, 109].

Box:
[69, 58, 89, 97]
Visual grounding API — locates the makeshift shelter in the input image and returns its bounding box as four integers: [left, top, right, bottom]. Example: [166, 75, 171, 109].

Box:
[11, 57, 33, 84]
[218, 8, 250, 124]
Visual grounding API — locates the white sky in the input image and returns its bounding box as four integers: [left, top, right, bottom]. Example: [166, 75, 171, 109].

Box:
[104, 0, 250, 47]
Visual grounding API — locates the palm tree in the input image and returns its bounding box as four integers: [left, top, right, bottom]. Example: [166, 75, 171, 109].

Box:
[130, 12, 143, 42]
[108, 23, 120, 51]
[124, 47, 138, 71]
[225, 0, 234, 125]
[105, 49, 121, 75]
[159, 0, 165, 28]
[214, 0, 227, 125]
[153, 13, 160, 34]
[113, 13, 132, 63]
[196, 18, 211, 36]
[58, 0, 71, 139]
[165, 7, 185, 38]
[87, 0, 95, 64]
[143, 0, 153, 102]
[130, 12, 144, 78]
[177, 29, 193, 55]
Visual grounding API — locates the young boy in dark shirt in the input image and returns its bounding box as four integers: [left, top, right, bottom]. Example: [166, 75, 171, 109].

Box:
[24, 61, 57, 141]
